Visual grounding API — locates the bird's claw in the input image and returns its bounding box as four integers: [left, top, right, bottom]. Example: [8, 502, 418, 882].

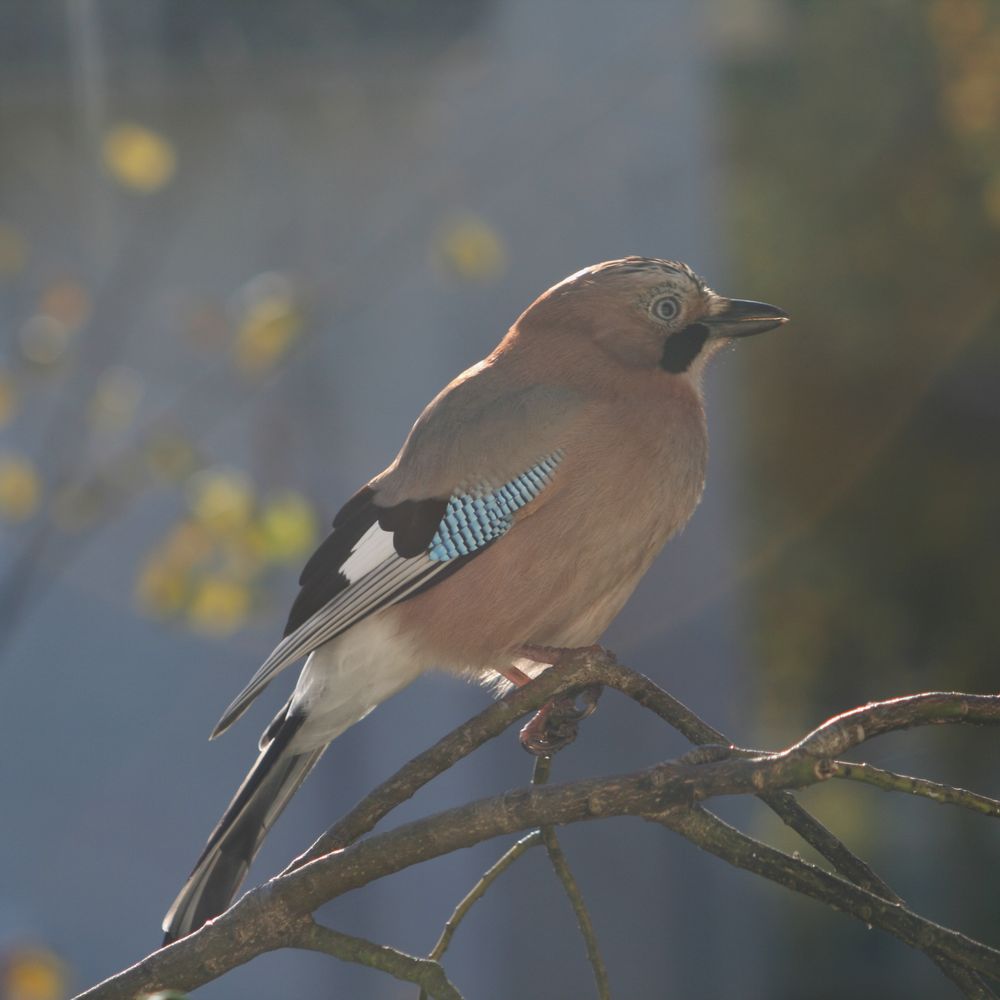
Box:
[518, 684, 603, 755]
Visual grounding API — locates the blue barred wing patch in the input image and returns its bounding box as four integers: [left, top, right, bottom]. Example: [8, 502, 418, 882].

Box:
[428, 450, 564, 561]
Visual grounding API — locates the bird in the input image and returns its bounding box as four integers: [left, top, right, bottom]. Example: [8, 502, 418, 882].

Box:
[162, 256, 788, 943]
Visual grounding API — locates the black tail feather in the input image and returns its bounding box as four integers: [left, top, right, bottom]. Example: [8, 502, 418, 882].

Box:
[162, 709, 325, 944]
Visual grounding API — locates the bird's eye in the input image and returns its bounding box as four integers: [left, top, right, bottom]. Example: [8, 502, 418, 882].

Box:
[651, 295, 681, 323]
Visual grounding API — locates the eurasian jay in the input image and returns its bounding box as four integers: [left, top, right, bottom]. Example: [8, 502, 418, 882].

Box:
[162, 256, 788, 942]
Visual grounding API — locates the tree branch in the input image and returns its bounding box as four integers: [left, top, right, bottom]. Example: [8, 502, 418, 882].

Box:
[289, 646, 892, 899]
[74, 757, 832, 1000]
[70, 653, 1000, 1000]
[655, 805, 1000, 996]
[285, 655, 596, 871]
[793, 693, 1000, 756]
[532, 754, 612, 1000]
[292, 921, 463, 1000]
[426, 831, 543, 964]
[832, 761, 1000, 818]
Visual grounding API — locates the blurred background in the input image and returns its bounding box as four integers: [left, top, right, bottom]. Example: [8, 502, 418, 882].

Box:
[1, 1, 998, 998]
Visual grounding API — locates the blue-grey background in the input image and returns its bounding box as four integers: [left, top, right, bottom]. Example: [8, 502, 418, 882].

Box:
[2, 2, 998, 998]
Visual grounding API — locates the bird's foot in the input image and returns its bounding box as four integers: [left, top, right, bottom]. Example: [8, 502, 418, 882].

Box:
[501, 645, 605, 755]
[518, 684, 603, 755]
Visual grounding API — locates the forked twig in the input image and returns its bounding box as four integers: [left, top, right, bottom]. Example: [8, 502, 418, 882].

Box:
[294, 921, 463, 1000]
[417, 830, 543, 1000]
[832, 761, 1000, 818]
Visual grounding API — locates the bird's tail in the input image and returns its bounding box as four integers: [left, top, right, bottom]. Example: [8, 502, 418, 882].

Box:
[162, 708, 325, 944]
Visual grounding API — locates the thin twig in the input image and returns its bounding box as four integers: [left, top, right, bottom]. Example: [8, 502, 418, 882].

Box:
[755, 790, 896, 894]
[533, 755, 612, 1000]
[421, 749, 610, 1000]
[832, 761, 1000, 818]
[598, 661, 902, 898]
[294, 921, 463, 1000]
[654, 806, 1000, 999]
[418, 830, 544, 1000]
[430, 830, 543, 961]
[676, 749, 996, 997]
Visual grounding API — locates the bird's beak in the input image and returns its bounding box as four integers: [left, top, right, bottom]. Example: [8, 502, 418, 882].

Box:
[703, 297, 789, 339]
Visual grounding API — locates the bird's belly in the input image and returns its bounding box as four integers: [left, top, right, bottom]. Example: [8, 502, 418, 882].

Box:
[288, 614, 430, 752]
[523, 513, 671, 646]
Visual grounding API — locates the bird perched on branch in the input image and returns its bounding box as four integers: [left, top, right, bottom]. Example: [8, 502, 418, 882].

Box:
[162, 256, 788, 943]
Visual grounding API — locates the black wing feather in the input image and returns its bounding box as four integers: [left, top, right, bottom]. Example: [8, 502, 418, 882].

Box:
[284, 487, 447, 637]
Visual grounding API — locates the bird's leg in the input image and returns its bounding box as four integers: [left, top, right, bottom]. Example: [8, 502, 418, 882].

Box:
[509, 645, 605, 755]
[496, 664, 535, 686]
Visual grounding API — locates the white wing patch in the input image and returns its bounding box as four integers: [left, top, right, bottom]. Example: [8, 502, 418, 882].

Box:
[341, 522, 397, 583]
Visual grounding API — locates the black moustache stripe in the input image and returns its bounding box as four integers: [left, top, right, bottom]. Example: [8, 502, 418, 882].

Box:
[660, 322, 709, 373]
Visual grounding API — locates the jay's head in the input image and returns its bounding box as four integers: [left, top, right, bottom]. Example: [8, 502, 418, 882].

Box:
[516, 256, 788, 379]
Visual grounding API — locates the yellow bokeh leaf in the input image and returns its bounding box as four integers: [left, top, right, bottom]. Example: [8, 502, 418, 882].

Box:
[188, 468, 254, 535]
[433, 213, 507, 282]
[186, 576, 250, 635]
[161, 520, 214, 569]
[944, 73, 999, 134]
[233, 293, 302, 376]
[103, 122, 177, 193]
[136, 557, 188, 617]
[0, 453, 41, 521]
[145, 431, 199, 483]
[259, 491, 318, 563]
[928, 0, 987, 51]
[4, 946, 66, 1000]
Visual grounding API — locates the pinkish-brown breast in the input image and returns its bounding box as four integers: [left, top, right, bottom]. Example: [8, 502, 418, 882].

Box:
[391, 371, 708, 670]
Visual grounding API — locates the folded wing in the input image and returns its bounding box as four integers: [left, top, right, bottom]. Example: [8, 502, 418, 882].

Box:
[211, 450, 565, 738]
